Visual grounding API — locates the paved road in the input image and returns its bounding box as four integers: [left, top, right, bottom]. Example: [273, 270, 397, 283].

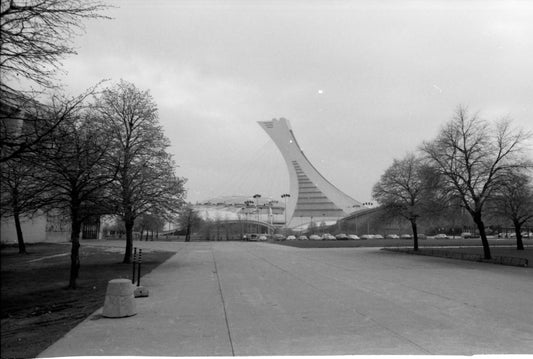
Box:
[39, 241, 533, 357]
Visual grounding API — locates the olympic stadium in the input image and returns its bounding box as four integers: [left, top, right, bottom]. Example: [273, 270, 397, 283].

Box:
[189, 118, 373, 235]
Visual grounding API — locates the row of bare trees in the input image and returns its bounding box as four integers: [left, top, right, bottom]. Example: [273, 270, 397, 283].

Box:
[1, 1, 187, 288]
[1, 81, 186, 288]
[372, 107, 533, 258]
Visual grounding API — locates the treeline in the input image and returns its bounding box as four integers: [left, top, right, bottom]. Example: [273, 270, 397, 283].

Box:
[0, 1, 187, 289]
[372, 106, 533, 258]
[1, 81, 186, 288]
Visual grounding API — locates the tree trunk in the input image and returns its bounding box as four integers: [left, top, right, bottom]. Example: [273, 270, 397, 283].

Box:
[68, 218, 82, 289]
[410, 219, 419, 251]
[185, 222, 191, 242]
[13, 210, 27, 254]
[513, 219, 524, 250]
[123, 216, 134, 263]
[473, 212, 491, 260]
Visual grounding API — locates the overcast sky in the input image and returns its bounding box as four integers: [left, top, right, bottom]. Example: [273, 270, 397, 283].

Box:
[51, 0, 532, 204]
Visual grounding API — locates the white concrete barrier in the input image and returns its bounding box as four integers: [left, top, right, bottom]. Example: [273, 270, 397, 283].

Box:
[102, 279, 137, 318]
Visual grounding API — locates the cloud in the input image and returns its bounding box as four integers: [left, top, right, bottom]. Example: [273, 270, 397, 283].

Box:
[50, 0, 533, 203]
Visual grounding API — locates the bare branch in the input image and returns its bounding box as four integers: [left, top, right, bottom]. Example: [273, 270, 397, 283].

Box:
[1, 0, 111, 88]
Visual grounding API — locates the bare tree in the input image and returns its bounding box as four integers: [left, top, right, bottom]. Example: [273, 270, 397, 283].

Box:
[0, 156, 47, 253]
[94, 81, 186, 263]
[372, 153, 441, 251]
[488, 169, 533, 250]
[36, 103, 115, 289]
[135, 213, 166, 241]
[177, 205, 203, 242]
[0, 0, 109, 88]
[422, 106, 532, 259]
[1, 0, 110, 162]
[0, 84, 102, 163]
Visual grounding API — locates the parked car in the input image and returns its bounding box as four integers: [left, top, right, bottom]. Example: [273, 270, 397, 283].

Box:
[360, 234, 373, 240]
[373, 234, 384, 239]
[298, 235, 308, 240]
[386, 234, 399, 239]
[461, 232, 473, 238]
[286, 235, 296, 241]
[335, 233, 348, 240]
[418, 234, 427, 239]
[258, 235, 268, 241]
[347, 234, 360, 240]
[247, 234, 259, 241]
[322, 233, 336, 240]
[309, 234, 321, 240]
[400, 234, 412, 239]
[273, 234, 285, 241]
[434, 234, 448, 239]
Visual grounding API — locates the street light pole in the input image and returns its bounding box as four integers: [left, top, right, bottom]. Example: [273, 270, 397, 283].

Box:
[281, 193, 290, 228]
[253, 194, 261, 234]
[362, 202, 373, 235]
[244, 200, 254, 235]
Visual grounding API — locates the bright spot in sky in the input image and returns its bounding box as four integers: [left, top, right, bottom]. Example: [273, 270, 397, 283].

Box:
[317, 89, 324, 94]
[432, 84, 443, 93]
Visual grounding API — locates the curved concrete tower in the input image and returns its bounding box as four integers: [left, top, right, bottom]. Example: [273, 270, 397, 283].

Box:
[258, 118, 363, 227]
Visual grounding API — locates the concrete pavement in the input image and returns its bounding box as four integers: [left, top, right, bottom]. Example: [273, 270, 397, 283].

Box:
[38, 240, 533, 357]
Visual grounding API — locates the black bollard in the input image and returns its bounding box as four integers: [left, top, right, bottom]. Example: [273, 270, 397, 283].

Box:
[132, 247, 137, 284]
[136, 249, 142, 287]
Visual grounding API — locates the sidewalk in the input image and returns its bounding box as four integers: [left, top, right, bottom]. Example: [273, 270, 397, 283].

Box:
[38, 240, 533, 357]
[39, 241, 233, 357]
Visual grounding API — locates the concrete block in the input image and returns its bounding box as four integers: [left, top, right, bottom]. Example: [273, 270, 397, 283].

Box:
[134, 286, 149, 298]
[102, 279, 137, 318]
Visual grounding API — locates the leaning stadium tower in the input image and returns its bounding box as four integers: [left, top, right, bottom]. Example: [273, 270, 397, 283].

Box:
[258, 118, 364, 228]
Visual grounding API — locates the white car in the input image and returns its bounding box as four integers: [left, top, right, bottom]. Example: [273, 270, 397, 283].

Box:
[386, 234, 400, 239]
[373, 234, 384, 239]
[360, 234, 373, 240]
[298, 235, 308, 240]
[286, 235, 296, 241]
[322, 233, 336, 240]
[347, 234, 360, 240]
[434, 234, 448, 239]
[258, 235, 268, 241]
[309, 234, 321, 241]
